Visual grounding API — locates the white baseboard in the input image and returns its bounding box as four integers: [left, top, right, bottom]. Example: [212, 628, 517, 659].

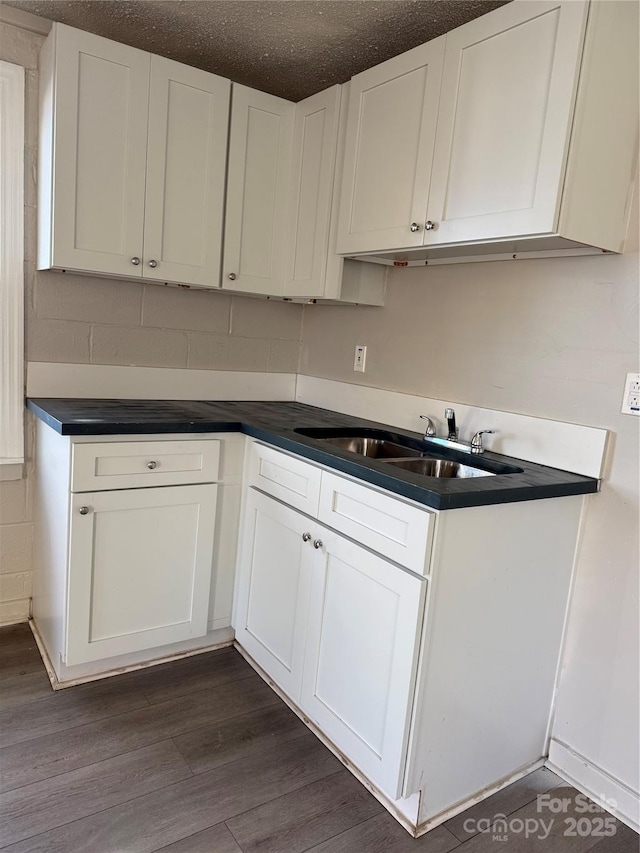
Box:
[296, 375, 608, 479]
[547, 739, 640, 833]
[26, 362, 297, 401]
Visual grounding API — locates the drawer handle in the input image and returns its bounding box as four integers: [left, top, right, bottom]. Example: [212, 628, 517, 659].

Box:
[313, 539, 323, 550]
[302, 532, 312, 542]
[147, 461, 158, 470]
[79, 506, 91, 515]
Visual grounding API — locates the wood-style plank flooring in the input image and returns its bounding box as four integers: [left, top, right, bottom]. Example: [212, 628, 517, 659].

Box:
[0, 624, 637, 853]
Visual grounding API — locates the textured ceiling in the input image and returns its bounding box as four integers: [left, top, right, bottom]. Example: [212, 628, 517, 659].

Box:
[5, 0, 509, 100]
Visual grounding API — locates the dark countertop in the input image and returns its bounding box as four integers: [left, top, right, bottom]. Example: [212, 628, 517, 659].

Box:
[26, 398, 599, 511]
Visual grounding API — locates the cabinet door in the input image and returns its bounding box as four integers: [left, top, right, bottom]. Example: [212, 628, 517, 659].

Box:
[66, 485, 217, 665]
[46, 24, 150, 276]
[426, 1, 588, 245]
[234, 490, 313, 700]
[143, 57, 230, 287]
[284, 85, 342, 299]
[336, 38, 445, 255]
[301, 529, 426, 798]
[222, 85, 294, 295]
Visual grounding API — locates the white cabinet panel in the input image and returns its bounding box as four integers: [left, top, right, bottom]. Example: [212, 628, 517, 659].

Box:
[234, 489, 313, 700]
[336, 38, 445, 255]
[318, 472, 433, 574]
[425, 1, 588, 244]
[285, 85, 342, 298]
[143, 57, 230, 286]
[248, 442, 321, 517]
[66, 484, 217, 665]
[42, 24, 150, 276]
[71, 439, 220, 492]
[223, 85, 294, 295]
[302, 529, 426, 798]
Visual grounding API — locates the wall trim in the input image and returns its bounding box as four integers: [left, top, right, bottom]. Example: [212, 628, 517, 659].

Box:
[295, 375, 608, 479]
[27, 362, 297, 401]
[547, 739, 640, 833]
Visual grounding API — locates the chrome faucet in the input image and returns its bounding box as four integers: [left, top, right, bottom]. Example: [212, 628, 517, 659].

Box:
[419, 410, 496, 455]
[445, 408, 458, 441]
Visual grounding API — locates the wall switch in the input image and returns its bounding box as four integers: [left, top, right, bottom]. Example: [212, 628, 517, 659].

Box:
[354, 345, 367, 373]
[621, 373, 640, 415]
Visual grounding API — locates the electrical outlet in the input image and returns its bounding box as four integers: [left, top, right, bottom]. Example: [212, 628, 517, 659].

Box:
[354, 345, 367, 373]
[621, 372, 640, 415]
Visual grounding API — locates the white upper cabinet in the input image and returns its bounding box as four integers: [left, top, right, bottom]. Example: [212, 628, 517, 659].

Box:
[38, 25, 150, 277]
[425, 0, 588, 246]
[222, 85, 294, 296]
[143, 57, 230, 286]
[285, 83, 387, 305]
[336, 0, 638, 261]
[38, 24, 230, 286]
[336, 38, 446, 256]
[285, 85, 342, 298]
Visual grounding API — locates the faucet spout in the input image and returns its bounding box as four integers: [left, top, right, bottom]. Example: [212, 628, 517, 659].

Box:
[445, 408, 458, 441]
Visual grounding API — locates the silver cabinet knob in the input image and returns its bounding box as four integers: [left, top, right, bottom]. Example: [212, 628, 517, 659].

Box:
[227, 273, 237, 281]
[148, 259, 158, 268]
[425, 220, 436, 230]
[147, 461, 158, 470]
[131, 257, 141, 265]
[79, 506, 90, 515]
[410, 222, 421, 233]
[302, 532, 312, 542]
[313, 539, 323, 550]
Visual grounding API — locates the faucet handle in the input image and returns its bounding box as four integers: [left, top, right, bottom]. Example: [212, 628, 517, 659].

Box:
[471, 429, 496, 454]
[419, 415, 436, 437]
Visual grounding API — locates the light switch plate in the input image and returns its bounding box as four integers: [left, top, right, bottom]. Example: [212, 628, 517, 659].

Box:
[621, 372, 640, 415]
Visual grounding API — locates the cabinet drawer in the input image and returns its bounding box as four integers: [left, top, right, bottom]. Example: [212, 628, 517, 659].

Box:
[71, 440, 220, 491]
[318, 472, 433, 574]
[248, 443, 321, 516]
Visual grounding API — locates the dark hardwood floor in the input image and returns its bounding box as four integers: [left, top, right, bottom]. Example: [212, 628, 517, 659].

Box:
[0, 624, 637, 853]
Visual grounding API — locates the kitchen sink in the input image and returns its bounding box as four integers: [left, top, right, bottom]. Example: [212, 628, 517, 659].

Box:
[294, 427, 425, 456]
[309, 435, 423, 459]
[294, 426, 523, 477]
[385, 457, 494, 478]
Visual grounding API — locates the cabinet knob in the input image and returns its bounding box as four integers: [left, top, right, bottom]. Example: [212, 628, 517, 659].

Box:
[425, 220, 436, 231]
[148, 259, 158, 268]
[302, 532, 312, 542]
[147, 461, 158, 470]
[227, 272, 237, 281]
[79, 506, 90, 515]
[131, 257, 141, 265]
[410, 222, 421, 233]
[313, 539, 323, 550]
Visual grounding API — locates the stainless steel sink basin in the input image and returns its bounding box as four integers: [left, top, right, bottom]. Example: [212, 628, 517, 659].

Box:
[317, 436, 423, 459]
[385, 457, 495, 478]
[293, 427, 522, 478]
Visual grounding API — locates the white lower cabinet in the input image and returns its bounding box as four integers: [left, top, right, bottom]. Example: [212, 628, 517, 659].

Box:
[234, 486, 425, 796]
[234, 440, 586, 836]
[66, 484, 217, 665]
[234, 490, 313, 700]
[234, 440, 432, 798]
[33, 427, 244, 683]
[301, 528, 425, 798]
